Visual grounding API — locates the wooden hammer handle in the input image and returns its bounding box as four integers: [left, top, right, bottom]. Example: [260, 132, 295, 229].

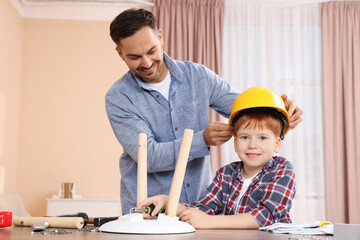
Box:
[13, 217, 84, 229]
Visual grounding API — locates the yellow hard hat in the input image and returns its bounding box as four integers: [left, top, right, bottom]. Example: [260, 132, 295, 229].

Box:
[228, 87, 291, 139]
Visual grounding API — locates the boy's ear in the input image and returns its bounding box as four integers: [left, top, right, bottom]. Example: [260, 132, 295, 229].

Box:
[274, 137, 281, 153]
[233, 137, 239, 154]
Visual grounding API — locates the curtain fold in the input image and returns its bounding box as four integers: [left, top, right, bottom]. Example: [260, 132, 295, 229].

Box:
[152, 0, 225, 174]
[322, 1, 360, 224]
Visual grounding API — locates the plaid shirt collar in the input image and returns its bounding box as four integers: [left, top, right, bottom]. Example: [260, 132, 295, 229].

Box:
[231, 157, 278, 182]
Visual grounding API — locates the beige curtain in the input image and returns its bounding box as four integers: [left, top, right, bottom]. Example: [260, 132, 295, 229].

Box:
[152, 0, 225, 174]
[322, 1, 360, 224]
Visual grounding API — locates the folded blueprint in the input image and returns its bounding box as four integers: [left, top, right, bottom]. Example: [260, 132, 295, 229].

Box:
[259, 221, 333, 235]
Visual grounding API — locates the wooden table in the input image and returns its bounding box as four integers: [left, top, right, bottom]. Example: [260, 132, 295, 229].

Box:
[0, 226, 334, 240]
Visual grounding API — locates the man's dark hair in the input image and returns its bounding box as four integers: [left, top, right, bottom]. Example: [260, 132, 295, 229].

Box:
[110, 8, 157, 44]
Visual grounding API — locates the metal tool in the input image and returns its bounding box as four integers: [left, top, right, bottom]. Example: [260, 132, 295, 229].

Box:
[78, 227, 100, 232]
[32, 221, 49, 232]
[32, 229, 73, 235]
[31, 222, 73, 235]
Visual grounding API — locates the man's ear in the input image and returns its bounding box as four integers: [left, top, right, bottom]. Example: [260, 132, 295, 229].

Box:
[158, 29, 164, 46]
[274, 137, 282, 153]
[116, 46, 125, 61]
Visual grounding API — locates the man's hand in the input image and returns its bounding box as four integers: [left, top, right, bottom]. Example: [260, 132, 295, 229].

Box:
[203, 122, 234, 147]
[138, 195, 169, 219]
[178, 207, 213, 228]
[281, 94, 303, 130]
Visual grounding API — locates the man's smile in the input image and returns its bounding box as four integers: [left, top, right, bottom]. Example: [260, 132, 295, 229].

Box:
[138, 64, 155, 74]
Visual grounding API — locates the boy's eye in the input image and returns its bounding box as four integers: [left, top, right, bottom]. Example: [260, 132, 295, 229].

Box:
[260, 136, 267, 140]
[240, 136, 248, 140]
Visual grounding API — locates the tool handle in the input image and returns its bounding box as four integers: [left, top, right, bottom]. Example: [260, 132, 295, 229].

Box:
[146, 204, 166, 215]
[92, 217, 119, 227]
[13, 217, 84, 229]
[55, 212, 88, 226]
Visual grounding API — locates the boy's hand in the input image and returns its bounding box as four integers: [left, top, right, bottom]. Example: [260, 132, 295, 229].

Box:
[138, 195, 169, 219]
[177, 207, 212, 228]
[281, 94, 303, 130]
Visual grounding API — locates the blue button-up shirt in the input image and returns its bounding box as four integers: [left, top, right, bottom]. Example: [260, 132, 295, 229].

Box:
[105, 53, 239, 214]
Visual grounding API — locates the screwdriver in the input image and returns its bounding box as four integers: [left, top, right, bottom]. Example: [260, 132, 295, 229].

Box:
[131, 204, 166, 216]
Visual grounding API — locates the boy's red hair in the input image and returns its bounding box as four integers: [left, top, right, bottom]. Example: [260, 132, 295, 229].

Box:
[234, 112, 283, 138]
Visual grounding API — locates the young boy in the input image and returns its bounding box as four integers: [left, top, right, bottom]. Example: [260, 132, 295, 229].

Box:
[139, 87, 296, 229]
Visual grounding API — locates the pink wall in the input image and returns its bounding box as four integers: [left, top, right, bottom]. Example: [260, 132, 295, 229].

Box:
[0, 0, 23, 195]
[1, 1, 129, 216]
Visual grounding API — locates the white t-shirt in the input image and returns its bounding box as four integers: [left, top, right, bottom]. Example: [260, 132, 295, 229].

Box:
[143, 71, 171, 101]
[239, 170, 258, 199]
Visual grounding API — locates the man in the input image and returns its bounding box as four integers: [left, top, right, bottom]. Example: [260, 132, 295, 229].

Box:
[106, 8, 302, 214]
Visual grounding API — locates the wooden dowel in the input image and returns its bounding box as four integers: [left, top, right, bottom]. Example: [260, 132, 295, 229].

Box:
[137, 133, 148, 206]
[13, 217, 84, 229]
[166, 129, 194, 217]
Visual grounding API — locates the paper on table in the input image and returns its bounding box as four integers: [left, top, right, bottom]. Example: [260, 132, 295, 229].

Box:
[259, 221, 333, 235]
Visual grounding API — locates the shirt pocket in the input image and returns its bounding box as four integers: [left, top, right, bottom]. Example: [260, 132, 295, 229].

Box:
[248, 186, 265, 208]
[180, 103, 196, 128]
[248, 173, 275, 208]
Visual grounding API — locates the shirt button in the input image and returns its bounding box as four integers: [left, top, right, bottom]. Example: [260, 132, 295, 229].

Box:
[156, 95, 160, 98]
[225, 210, 229, 214]
[186, 183, 190, 187]
[234, 192, 239, 196]
[174, 127, 178, 131]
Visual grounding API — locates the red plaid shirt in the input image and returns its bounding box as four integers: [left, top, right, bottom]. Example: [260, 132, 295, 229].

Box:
[191, 156, 296, 227]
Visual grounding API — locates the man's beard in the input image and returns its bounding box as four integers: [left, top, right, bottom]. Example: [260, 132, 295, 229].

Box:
[135, 60, 163, 83]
